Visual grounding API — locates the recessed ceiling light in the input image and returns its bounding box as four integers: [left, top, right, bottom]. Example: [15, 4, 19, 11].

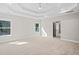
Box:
[38, 7, 42, 9]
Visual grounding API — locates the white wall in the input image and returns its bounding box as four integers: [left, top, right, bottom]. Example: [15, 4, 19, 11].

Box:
[1, 12, 79, 42]
[0, 14, 41, 42]
[0, 13, 53, 42]
[54, 12, 79, 42]
[61, 20, 79, 42]
[12, 16, 41, 40]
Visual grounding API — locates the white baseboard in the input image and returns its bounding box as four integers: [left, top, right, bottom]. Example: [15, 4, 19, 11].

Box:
[61, 38, 79, 44]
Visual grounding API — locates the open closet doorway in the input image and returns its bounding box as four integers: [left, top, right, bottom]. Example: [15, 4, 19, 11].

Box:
[53, 21, 61, 38]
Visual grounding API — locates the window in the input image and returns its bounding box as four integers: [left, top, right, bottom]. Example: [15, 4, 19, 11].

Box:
[0, 20, 10, 36]
[35, 23, 39, 32]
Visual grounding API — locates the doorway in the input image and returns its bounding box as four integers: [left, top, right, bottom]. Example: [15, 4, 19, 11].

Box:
[53, 21, 61, 38]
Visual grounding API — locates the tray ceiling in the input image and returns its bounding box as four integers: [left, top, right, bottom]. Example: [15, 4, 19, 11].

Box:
[0, 3, 78, 18]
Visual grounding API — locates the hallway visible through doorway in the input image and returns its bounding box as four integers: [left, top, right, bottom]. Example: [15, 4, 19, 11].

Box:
[53, 21, 61, 38]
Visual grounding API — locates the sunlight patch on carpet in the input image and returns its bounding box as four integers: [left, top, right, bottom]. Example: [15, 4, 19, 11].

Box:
[9, 41, 28, 45]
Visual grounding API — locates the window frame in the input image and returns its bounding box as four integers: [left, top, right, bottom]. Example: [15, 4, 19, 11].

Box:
[0, 19, 12, 37]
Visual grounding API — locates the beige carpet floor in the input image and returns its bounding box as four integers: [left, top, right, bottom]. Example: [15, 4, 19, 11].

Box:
[0, 37, 79, 55]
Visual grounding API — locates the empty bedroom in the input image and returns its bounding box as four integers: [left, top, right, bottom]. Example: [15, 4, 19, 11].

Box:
[0, 3, 79, 55]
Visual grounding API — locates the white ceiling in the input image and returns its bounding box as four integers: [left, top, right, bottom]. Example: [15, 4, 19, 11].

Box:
[0, 3, 78, 18]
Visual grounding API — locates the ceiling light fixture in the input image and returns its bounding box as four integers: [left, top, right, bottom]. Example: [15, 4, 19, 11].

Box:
[38, 3, 42, 10]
